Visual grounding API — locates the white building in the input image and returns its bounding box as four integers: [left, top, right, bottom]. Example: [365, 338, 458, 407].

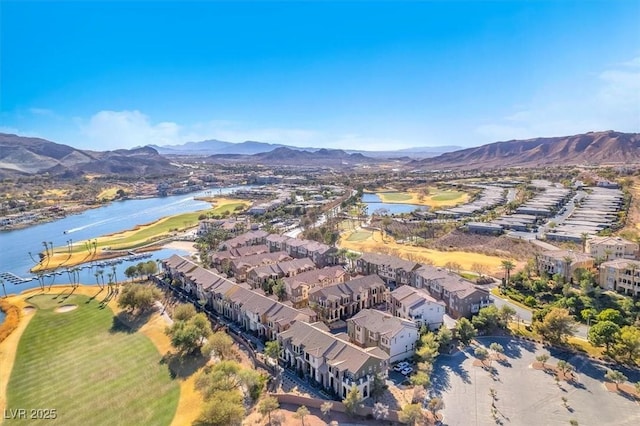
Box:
[347, 309, 419, 363]
[390, 285, 446, 329]
[586, 236, 639, 261]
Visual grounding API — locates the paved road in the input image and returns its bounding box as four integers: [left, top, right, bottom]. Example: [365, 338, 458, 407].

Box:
[490, 292, 589, 339]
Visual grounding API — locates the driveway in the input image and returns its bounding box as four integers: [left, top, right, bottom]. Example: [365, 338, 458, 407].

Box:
[431, 337, 640, 426]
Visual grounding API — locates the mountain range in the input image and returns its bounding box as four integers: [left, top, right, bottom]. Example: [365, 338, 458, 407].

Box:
[207, 147, 379, 167]
[411, 131, 640, 169]
[149, 139, 460, 158]
[0, 133, 178, 177]
[1, 130, 638, 177]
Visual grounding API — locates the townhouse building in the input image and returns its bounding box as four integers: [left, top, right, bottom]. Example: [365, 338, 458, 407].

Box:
[246, 258, 316, 290]
[265, 234, 339, 267]
[210, 244, 270, 270]
[163, 255, 315, 340]
[220, 230, 269, 250]
[411, 265, 492, 318]
[390, 285, 446, 329]
[347, 309, 419, 363]
[229, 251, 292, 282]
[284, 266, 348, 308]
[356, 252, 421, 286]
[278, 321, 388, 400]
[308, 275, 388, 323]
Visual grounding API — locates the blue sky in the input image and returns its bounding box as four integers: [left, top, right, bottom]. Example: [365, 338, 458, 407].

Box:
[1, 1, 639, 151]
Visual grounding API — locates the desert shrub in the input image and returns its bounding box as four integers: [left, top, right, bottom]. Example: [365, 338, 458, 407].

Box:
[0, 299, 22, 343]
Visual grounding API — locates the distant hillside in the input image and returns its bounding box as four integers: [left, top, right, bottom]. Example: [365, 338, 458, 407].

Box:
[0, 133, 179, 177]
[409, 131, 640, 169]
[150, 139, 460, 158]
[209, 147, 379, 167]
[149, 139, 290, 155]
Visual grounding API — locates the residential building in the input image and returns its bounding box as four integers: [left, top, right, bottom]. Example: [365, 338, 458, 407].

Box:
[229, 251, 292, 282]
[210, 244, 270, 270]
[308, 275, 388, 323]
[162, 255, 315, 340]
[284, 266, 347, 308]
[266, 234, 339, 267]
[537, 250, 595, 281]
[278, 320, 388, 400]
[246, 258, 316, 289]
[220, 230, 269, 250]
[347, 309, 419, 363]
[356, 252, 421, 286]
[586, 236, 639, 261]
[599, 259, 640, 297]
[390, 285, 446, 329]
[411, 265, 492, 318]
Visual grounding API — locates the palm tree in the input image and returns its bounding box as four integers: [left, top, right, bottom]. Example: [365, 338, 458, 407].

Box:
[0, 278, 6, 298]
[581, 233, 590, 253]
[501, 260, 515, 287]
[97, 269, 105, 289]
[94, 271, 101, 289]
[562, 255, 573, 283]
[345, 251, 361, 273]
[28, 251, 39, 265]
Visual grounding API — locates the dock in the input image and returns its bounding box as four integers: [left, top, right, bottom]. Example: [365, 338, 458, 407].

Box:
[0, 272, 35, 285]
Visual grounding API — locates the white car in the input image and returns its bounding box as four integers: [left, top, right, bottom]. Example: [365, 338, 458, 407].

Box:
[401, 366, 414, 376]
[393, 361, 409, 372]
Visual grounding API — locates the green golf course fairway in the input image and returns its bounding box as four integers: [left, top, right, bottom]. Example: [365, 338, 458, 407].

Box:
[5, 293, 179, 426]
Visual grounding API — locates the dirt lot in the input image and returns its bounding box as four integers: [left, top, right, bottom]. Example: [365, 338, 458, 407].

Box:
[424, 230, 545, 261]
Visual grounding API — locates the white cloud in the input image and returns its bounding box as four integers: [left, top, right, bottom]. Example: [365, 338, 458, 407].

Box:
[29, 108, 59, 118]
[476, 57, 640, 142]
[79, 110, 182, 150]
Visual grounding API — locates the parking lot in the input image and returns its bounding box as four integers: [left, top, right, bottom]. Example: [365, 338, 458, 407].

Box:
[431, 337, 640, 426]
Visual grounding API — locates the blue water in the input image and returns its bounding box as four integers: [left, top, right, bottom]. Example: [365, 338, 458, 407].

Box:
[0, 186, 248, 297]
[362, 193, 427, 215]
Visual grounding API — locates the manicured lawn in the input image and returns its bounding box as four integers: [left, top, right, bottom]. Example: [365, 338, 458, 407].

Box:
[347, 231, 372, 242]
[430, 190, 465, 201]
[377, 192, 412, 202]
[6, 294, 179, 426]
[211, 202, 246, 216]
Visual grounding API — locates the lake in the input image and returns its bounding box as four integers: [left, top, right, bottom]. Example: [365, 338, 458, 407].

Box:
[0, 185, 248, 298]
[362, 193, 427, 215]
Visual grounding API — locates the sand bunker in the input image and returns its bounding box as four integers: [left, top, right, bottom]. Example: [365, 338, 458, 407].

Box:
[23, 306, 36, 314]
[54, 304, 78, 313]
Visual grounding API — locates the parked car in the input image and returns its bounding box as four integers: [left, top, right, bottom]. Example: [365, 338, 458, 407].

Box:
[393, 361, 410, 372]
[401, 367, 414, 376]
